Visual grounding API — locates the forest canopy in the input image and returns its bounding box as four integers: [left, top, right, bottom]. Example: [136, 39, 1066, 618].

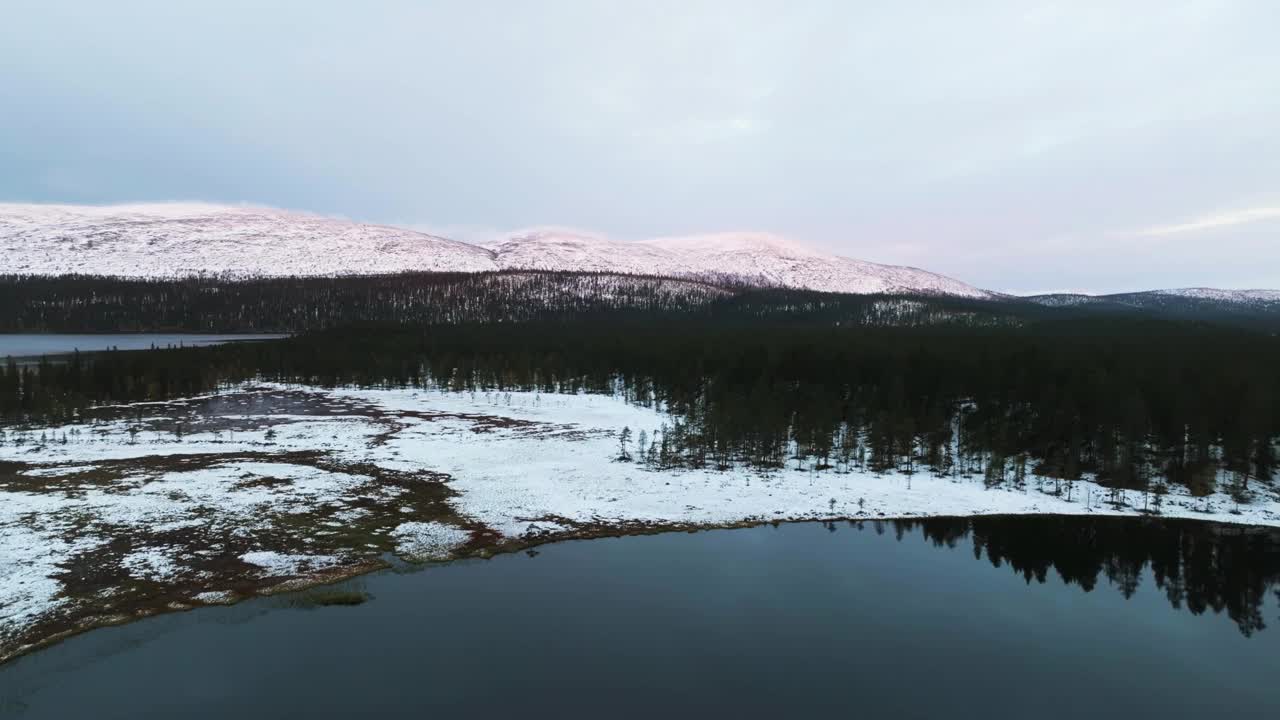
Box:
[3, 271, 1277, 511]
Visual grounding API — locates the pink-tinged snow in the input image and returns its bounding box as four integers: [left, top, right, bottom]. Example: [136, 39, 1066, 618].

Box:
[489, 229, 687, 276]
[0, 202, 495, 278]
[644, 233, 992, 298]
[490, 228, 992, 297]
[2, 203, 992, 297]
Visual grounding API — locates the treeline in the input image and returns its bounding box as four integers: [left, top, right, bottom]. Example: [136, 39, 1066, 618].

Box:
[3, 308, 1278, 505]
[6, 272, 1280, 333]
[0, 271, 1080, 333]
[0, 272, 730, 332]
[905, 515, 1280, 636]
[300, 318, 1278, 503]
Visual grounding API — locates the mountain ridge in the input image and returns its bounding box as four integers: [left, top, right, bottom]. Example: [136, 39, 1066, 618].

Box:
[1027, 288, 1280, 309]
[0, 203, 993, 298]
[3, 203, 1275, 304]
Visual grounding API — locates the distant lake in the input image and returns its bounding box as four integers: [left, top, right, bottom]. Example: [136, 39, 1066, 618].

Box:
[2, 516, 1277, 719]
[0, 334, 286, 359]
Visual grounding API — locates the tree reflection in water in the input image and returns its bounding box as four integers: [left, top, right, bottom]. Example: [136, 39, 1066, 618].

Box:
[870, 516, 1280, 636]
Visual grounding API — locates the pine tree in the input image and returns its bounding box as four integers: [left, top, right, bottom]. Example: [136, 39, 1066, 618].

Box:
[617, 426, 633, 461]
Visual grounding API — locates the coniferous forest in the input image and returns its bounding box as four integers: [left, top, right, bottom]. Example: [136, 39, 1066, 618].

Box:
[2, 271, 1277, 508]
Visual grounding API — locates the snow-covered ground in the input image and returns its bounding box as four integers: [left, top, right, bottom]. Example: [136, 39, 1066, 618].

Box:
[2, 383, 1277, 661]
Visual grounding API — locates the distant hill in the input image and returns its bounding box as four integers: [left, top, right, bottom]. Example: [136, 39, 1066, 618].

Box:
[5, 203, 1276, 328]
[1025, 288, 1280, 331]
[1, 203, 990, 298]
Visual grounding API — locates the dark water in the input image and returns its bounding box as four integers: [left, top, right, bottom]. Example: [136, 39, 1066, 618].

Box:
[0, 333, 285, 359]
[2, 517, 1278, 719]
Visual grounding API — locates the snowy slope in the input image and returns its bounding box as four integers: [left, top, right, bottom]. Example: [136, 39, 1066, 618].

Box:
[0, 203, 497, 277]
[487, 229, 991, 296]
[0, 203, 993, 297]
[488, 229, 686, 276]
[1026, 288, 1280, 309]
[1022, 287, 1280, 330]
[646, 232, 990, 297]
[1148, 288, 1280, 305]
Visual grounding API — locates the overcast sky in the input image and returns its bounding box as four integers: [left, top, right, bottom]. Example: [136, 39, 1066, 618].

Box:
[2, 1, 1277, 292]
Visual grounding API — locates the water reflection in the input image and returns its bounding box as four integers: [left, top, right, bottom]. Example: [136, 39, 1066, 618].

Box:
[2, 516, 1278, 719]
[881, 516, 1280, 636]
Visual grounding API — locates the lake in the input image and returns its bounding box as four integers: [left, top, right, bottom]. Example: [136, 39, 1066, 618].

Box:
[1, 516, 1277, 719]
[0, 334, 286, 359]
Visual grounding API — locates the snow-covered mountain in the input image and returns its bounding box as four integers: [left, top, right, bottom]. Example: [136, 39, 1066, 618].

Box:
[489, 228, 990, 297]
[1026, 288, 1280, 310]
[1146, 288, 1280, 305]
[0, 203, 495, 277]
[0, 203, 994, 298]
[644, 232, 988, 297]
[488, 229, 686, 277]
[1023, 287, 1280, 330]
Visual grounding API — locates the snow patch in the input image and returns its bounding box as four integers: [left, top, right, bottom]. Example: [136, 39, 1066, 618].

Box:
[391, 522, 471, 561]
[121, 549, 182, 581]
[240, 551, 340, 577]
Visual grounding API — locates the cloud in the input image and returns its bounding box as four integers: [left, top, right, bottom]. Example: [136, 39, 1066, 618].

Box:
[1131, 206, 1280, 237]
[2, 1, 1279, 292]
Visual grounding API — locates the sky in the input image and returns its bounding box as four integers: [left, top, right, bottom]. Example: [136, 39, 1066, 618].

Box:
[2, 1, 1277, 293]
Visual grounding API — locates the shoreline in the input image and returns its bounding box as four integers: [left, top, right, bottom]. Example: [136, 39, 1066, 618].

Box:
[3, 382, 1278, 666]
[3, 509, 1273, 668]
